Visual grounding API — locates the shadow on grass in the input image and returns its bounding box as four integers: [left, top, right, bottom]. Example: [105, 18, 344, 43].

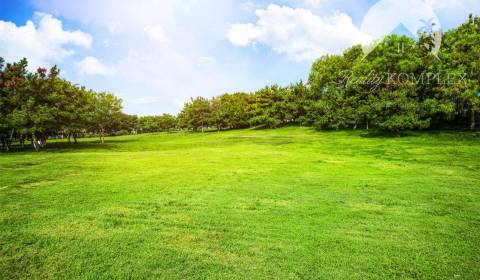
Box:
[306, 127, 407, 138]
[249, 123, 302, 131]
[359, 129, 480, 143]
[358, 130, 415, 138]
[1, 138, 139, 154]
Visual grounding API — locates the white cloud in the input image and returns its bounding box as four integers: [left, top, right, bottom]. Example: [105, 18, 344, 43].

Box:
[75, 56, 114, 76]
[228, 4, 371, 61]
[228, 23, 259, 47]
[0, 12, 92, 69]
[28, 1, 319, 114]
[302, 0, 327, 8]
[144, 24, 169, 44]
[30, 1, 251, 114]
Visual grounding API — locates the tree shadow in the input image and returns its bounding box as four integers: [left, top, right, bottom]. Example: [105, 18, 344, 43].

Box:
[306, 127, 409, 138]
[360, 129, 480, 142]
[358, 130, 414, 138]
[0, 138, 139, 154]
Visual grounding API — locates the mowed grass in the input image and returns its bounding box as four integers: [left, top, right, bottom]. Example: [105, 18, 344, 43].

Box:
[0, 127, 479, 279]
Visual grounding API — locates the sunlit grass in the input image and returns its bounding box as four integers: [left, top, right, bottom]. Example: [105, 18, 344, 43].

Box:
[1, 127, 479, 279]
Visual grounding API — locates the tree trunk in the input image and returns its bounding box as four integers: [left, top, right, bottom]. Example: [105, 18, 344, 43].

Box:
[39, 135, 47, 148]
[471, 109, 476, 131]
[32, 134, 39, 152]
[73, 134, 77, 144]
[366, 116, 369, 130]
[8, 129, 15, 150]
[68, 133, 71, 143]
[3, 138, 9, 152]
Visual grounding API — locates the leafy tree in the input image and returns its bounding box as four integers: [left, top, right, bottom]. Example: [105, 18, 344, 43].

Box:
[0, 58, 29, 150]
[249, 85, 286, 128]
[209, 93, 252, 130]
[440, 14, 480, 130]
[178, 97, 212, 132]
[90, 92, 123, 143]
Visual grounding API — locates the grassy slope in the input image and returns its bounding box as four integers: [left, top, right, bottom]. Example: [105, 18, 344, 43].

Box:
[0, 127, 479, 279]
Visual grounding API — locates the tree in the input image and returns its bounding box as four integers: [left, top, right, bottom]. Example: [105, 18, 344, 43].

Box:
[0, 58, 29, 150]
[249, 85, 286, 128]
[440, 14, 480, 130]
[178, 97, 212, 132]
[26, 66, 64, 150]
[90, 92, 123, 143]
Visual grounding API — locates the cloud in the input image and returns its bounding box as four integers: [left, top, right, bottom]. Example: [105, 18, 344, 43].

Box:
[0, 12, 92, 69]
[30, 0, 254, 114]
[144, 24, 169, 44]
[301, 0, 327, 8]
[228, 23, 259, 47]
[228, 4, 371, 61]
[28, 1, 338, 115]
[75, 56, 114, 76]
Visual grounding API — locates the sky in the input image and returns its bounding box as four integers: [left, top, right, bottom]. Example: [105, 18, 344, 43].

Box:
[0, 0, 479, 115]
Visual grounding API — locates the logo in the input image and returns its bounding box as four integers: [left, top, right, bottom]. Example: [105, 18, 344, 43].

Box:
[360, 0, 442, 59]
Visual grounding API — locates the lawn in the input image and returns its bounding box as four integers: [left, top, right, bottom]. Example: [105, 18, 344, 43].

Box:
[1, 127, 479, 279]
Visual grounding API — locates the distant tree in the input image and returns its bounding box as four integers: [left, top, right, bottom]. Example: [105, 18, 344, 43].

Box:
[249, 85, 286, 128]
[158, 114, 177, 131]
[117, 113, 138, 135]
[136, 114, 175, 133]
[178, 97, 212, 132]
[90, 92, 123, 143]
[307, 47, 362, 130]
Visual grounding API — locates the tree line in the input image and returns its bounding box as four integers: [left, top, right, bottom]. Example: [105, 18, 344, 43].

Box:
[0, 58, 127, 151]
[1, 15, 479, 151]
[175, 15, 479, 134]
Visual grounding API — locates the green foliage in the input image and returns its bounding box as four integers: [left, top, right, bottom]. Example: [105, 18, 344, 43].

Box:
[0, 59, 125, 150]
[90, 92, 123, 143]
[137, 114, 177, 133]
[175, 16, 478, 134]
[178, 97, 212, 131]
[209, 93, 252, 130]
[305, 16, 480, 133]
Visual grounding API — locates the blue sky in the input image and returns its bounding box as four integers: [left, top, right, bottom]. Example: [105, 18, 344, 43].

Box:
[0, 0, 478, 115]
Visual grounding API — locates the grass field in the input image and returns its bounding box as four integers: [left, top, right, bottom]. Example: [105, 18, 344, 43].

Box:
[1, 127, 479, 279]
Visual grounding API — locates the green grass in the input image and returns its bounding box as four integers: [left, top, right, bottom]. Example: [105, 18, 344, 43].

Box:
[1, 127, 479, 279]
